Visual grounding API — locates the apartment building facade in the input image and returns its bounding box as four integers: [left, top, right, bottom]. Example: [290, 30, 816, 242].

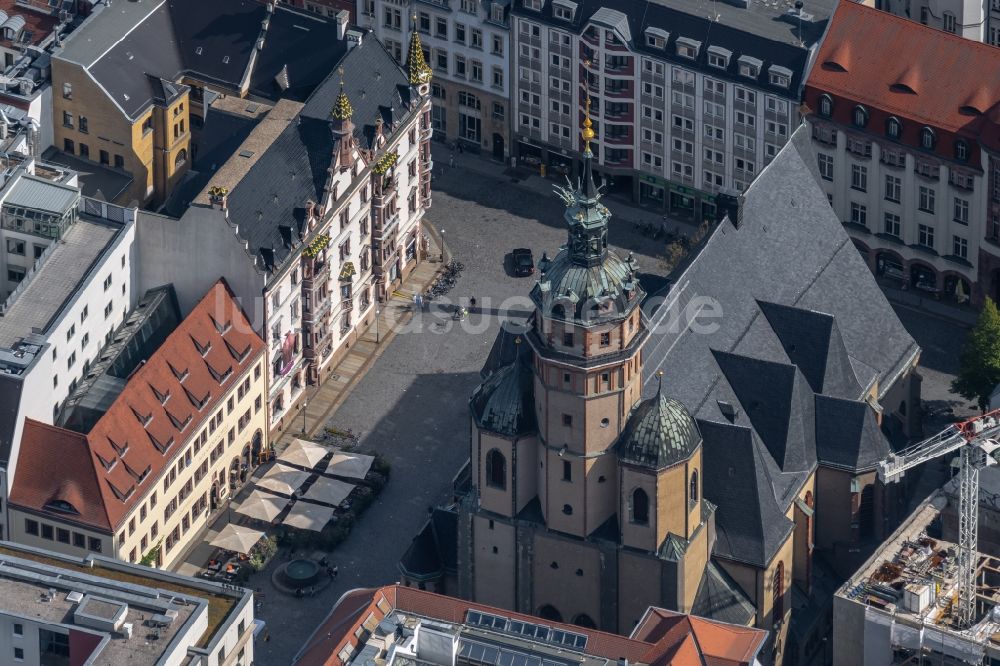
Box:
[7, 280, 268, 570]
[864, 0, 1000, 45]
[804, 1, 1000, 306]
[137, 32, 434, 438]
[361, 0, 512, 160]
[0, 154, 138, 543]
[509, 0, 833, 220]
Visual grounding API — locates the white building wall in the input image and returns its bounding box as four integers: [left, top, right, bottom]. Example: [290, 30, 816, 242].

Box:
[809, 122, 983, 290]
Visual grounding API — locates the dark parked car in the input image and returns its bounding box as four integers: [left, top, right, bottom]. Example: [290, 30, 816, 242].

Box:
[512, 248, 534, 276]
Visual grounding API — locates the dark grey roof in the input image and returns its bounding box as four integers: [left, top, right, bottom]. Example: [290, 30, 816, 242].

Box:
[711, 350, 816, 475]
[225, 120, 323, 271]
[226, 36, 416, 274]
[480, 323, 530, 379]
[512, 0, 835, 96]
[470, 359, 536, 438]
[698, 420, 794, 568]
[300, 38, 414, 148]
[638, 126, 917, 564]
[249, 8, 349, 102]
[73, 0, 348, 120]
[85, 0, 260, 118]
[398, 507, 458, 581]
[757, 300, 864, 398]
[815, 395, 892, 472]
[40, 148, 134, 204]
[692, 561, 757, 627]
[617, 391, 701, 470]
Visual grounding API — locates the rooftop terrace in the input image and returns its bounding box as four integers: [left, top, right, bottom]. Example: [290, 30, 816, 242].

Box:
[0, 542, 248, 659]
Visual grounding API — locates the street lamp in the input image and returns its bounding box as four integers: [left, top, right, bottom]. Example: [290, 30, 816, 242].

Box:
[440, 229, 446, 262]
[375, 306, 381, 343]
[300, 395, 308, 434]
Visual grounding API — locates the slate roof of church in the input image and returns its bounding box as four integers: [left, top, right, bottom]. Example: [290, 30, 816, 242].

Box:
[638, 125, 917, 566]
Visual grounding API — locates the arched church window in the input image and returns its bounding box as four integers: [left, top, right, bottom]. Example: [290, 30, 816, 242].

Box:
[631, 488, 649, 524]
[689, 470, 699, 503]
[485, 449, 506, 489]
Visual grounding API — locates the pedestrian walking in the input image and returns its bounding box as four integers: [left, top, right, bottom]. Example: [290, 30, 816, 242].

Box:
[449, 152, 456, 168]
[415, 293, 423, 310]
[326, 566, 334, 579]
[333, 565, 339, 579]
[457, 142, 464, 154]
[469, 297, 477, 309]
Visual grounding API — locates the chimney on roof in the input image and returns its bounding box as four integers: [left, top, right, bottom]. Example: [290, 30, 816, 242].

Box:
[715, 189, 744, 229]
[346, 29, 363, 50]
[335, 9, 349, 41]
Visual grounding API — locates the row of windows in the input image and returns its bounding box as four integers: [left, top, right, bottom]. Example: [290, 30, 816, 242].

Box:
[61, 138, 126, 169]
[818, 96, 969, 161]
[24, 519, 102, 552]
[820, 154, 972, 223]
[844, 201, 968, 258]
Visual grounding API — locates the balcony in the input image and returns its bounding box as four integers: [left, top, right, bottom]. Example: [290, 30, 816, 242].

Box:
[375, 211, 400, 240]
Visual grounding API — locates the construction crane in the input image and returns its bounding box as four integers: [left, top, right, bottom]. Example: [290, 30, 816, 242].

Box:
[877, 409, 1000, 629]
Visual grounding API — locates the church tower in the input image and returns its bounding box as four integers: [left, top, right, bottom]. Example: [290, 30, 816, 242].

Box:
[526, 99, 647, 538]
[456, 102, 717, 632]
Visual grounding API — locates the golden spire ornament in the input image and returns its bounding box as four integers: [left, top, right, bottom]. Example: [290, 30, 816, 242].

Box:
[406, 16, 433, 86]
[581, 95, 595, 153]
[331, 67, 353, 120]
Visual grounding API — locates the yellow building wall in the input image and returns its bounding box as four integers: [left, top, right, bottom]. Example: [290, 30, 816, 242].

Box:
[51, 58, 191, 207]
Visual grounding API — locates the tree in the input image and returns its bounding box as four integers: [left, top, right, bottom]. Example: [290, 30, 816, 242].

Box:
[952, 298, 1000, 411]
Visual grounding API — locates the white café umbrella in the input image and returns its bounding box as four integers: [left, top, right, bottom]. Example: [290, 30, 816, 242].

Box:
[256, 463, 310, 496]
[209, 524, 265, 554]
[235, 490, 288, 522]
[278, 438, 329, 470]
[325, 451, 375, 480]
[302, 477, 355, 507]
[281, 500, 336, 532]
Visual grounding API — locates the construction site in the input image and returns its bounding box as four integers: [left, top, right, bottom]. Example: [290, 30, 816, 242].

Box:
[833, 490, 1000, 665]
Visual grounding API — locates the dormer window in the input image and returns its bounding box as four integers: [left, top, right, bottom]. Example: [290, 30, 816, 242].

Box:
[737, 55, 762, 79]
[768, 65, 792, 88]
[524, 0, 542, 10]
[921, 127, 936, 150]
[552, 0, 576, 21]
[818, 94, 833, 117]
[676, 37, 700, 59]
[852, 105, 868, 128]
[955, 139, 969, 162]
[644, 27, 668, 49]
[886, 117, 901, 139]
[707, 45, 731, 69]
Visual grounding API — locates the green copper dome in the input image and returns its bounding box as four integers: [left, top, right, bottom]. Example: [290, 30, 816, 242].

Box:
[618, 391, 701, 470]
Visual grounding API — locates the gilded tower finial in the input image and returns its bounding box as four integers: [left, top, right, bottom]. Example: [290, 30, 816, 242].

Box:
[581, 94, 595, 153]
[407, 19, 433, 86]
[331, 67, 353, 120]
[656, 370, 665, 397]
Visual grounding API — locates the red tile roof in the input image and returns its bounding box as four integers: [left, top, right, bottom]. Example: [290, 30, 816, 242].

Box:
[10, 279, 265, 532]
[294, 585, 767, 666]
[804, 1, 1000, 154]
[633, 609, 766, 666]
[10, 420, 111, 531]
